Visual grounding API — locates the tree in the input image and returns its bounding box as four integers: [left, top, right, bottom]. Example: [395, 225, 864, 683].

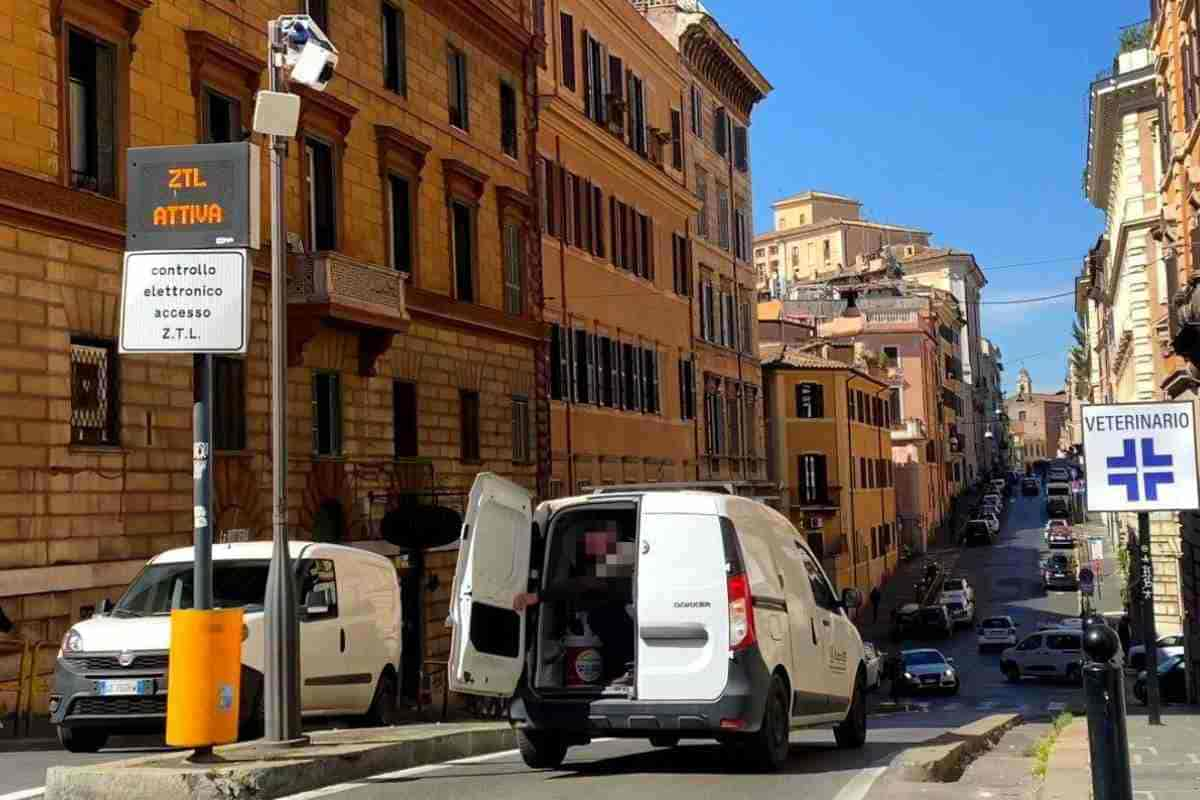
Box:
[1069, 319, 1091, 400]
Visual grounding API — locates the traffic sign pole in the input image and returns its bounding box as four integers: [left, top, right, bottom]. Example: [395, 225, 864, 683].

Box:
[1138, 512, 1162, 726]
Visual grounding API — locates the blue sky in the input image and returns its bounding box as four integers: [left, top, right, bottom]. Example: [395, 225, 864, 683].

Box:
[703, 0, 1144, 394]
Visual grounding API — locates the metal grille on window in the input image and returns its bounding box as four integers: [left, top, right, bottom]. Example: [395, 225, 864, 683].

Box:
[512, 397, 530, 462]
[71, 340, 119, 446]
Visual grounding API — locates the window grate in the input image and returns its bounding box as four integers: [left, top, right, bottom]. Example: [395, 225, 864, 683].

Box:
[71, 339, 119, 446]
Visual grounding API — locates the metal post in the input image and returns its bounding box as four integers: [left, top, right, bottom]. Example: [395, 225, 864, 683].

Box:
[262, 19, 306, 746]
[1082, 651, 1134, 800]
[1137, 512, 1162, 725]
[193, 353, 214, 612]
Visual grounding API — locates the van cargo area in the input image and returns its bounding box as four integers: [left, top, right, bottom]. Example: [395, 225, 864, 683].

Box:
[533, 505, 639, 698]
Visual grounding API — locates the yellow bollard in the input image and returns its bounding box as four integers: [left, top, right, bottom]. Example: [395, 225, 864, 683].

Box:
[166, 608, 243, 748]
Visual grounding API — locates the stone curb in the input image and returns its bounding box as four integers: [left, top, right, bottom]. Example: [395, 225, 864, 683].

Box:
[44, 723, 515, 800]
[888, 713, 1022, 782]
[1034, 719, 1091, 800]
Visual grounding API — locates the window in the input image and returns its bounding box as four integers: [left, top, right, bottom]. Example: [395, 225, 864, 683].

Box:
[739, 299, 752, 352]
[68, 30, 117, 196]
[856, 390, 866, 423]
[305, 0, 329, 32]
[689, 84, 703, 137]
[672, 233, 691, 296]
[573, 329, 595, 404]
[70, 338, 119, 446]
[607, 338, 623, 409]
[743, 386, 758, 457]
[679, 357, 696, 420]
[393, 380, 418, 458]
[503, 222, 524, 315]
[542, 158, 559, 237]
[700, 276, 716, 342]
[889, 388, 901, 423]
[670, 109, 683, 169]
[796, 383, 824, 418]
[714, 107, 729, 157]
[882, 346, 898, 367]
[800, 551, 839, 610]
[305, 138, 337, 251]
[734, 205, 750, 261]
[312, 371, 343, 457]
[203, 89, 240, 144]
[622, 343, 640, 411]
[1019, 411, 1027, 421]
[511, 397, 531, 463]
[717, 185, 730, 251]
[581, 31, 607, 125]
[459, 390, 481, 462]
[451, 200, 475, 302]
[589, 183, 605, 259]
[550, 324, 569, 400]
[560, 12, 575, 91]
[382, 2, 407, 95]
[213, 357, 246, 451]
[726, 390, 741, 458]
[641, 347, 659, 414]
[1016, 635, 1042, 652]
[720, 289, 735, 347]
[298, 559, 337, 617]
[388, 174, 413, 274]
[791, 247, 800, 268]
[447, 46, 469, 130]
[627, 70, 646, 156]
[500, 81, 518, 157]
[705, 381, 725, 454]
[823, 239, 831, 260]
[846, 385, 856, 421]
[695, 169, 709, 238]
[733, 124, 748, 172]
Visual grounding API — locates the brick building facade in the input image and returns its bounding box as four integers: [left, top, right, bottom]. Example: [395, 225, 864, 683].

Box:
[0, 0, 544, 705]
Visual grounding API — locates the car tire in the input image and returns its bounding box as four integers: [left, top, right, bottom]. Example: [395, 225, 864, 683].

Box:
[649, 735, 680, 748]
[834, 674, 868, 750]
[946, 684, 959, 696]
[517, 729, 569, 770]
[1004, 663, 1021, 683]
[58, 726, 107, 754]
[363, 671, 400, 728]
[731, 673, 791, 771]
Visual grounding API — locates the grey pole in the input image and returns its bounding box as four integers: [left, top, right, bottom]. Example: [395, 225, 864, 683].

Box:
[1082, 625, 1134, 800]
[1137, 512, 1162, 725]
[262, 18, 306, 745]
[193, 352, 214, 613]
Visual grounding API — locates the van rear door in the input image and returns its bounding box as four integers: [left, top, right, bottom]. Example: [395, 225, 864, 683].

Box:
[448, 473, 533, 698]
[635, 493, 728, 702]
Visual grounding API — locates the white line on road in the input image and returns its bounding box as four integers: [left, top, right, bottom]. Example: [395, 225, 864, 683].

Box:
[0, 788, 46, 800]
[281, 739, 618, 800]
[831, 766, 887, 800]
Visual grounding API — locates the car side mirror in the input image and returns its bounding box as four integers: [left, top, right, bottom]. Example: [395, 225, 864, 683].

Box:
[842, 588, 863, 609]
[98, 598, 113, 615]
[947, 657, 956, 665]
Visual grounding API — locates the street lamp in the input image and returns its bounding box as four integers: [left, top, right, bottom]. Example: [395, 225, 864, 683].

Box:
[252, 14, 338, 746]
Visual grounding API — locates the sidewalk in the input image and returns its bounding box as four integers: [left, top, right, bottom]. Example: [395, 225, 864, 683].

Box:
[1041, 706, 1200, 800]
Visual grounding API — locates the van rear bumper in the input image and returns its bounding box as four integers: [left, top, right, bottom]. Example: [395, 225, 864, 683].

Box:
[511, 645, 771, 736]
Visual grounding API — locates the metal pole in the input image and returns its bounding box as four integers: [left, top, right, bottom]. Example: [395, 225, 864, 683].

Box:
[262, 19, 305, 745]
[1137, 512, 1162, 725]
[193, 353, 214, 613]
[1083, 656, 1134, 800]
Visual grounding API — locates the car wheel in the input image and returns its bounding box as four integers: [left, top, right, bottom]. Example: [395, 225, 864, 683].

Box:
[731, 673, 791, 771]
[946, 683, 959, 696]
[363, 671, 400, 728]
[649, 735, 680, 748]
[58, 726, 108, 754]
[1004, 663, 1021, 683]
[834, 674, 868, 750]
[517, 729, 569, 770]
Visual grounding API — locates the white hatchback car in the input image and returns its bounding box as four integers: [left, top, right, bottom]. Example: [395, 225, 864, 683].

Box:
[977, 615, 1018, 652]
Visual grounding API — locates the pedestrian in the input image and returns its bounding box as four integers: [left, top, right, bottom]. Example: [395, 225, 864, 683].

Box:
[870, 585, 882, 623]
[886, 651, 904, 701]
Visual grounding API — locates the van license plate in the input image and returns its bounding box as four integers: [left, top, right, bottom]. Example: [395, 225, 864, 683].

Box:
[95, 679, 154, 696]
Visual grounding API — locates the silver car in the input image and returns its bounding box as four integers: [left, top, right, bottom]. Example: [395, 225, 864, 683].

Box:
[897, 648, 959, 694]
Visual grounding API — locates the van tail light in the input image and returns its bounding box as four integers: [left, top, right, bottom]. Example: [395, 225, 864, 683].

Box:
[721, 516, 756, 652]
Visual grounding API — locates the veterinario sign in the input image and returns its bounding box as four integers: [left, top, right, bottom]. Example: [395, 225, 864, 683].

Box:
[1080, 401, 1200, 513]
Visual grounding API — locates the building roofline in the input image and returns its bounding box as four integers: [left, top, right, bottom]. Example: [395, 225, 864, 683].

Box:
[770, 191, 861, 209]
[754, 218, 931, 244]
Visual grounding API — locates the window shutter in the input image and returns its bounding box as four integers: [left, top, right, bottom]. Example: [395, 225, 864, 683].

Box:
[597, 42, 609, 125]
[592, 185, 605, 258]
[568, 328, 580, 402]
[653, 350, 662, 414]
[645, 216, 655, 281]
[690, 85, 702, 137]
[631, 344, 643, 412]
[734, 125, 748, 171]
[561, 13, 575, 90]
[670, 109, 683, 169]
[587, 333, 598, 404]
[714, 108, 727, 156]
[610, 196, 621, 268]
[95, 41, 117, 196]
[459, 51, 470, 129]
[563, 172, 575, 247]
[612, 339, 623, 409]
[625, 69, 636, 148]
[582, 30, 593, 118]
[581, 178, 593, 253]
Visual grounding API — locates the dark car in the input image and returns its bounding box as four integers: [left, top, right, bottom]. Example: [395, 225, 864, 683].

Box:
[962, 519, 993, 545]
[1134, 654, 1188, 704]
[1021, 478, 1040, 496]
[894, 648, 959, 695]
[891, 602, 922, 641]
[1043, 555, 1077, 590]
[918, 605, 954, 639]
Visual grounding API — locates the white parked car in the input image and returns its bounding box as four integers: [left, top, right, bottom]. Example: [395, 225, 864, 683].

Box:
[977, 615, 1019, 652]
[1001, 628, 1084, 683]
[1044, 518, 1070, 544]
[52, 542, 403, 753]
[1127, 634, 1185, 671]
[448, 474, 869, 771]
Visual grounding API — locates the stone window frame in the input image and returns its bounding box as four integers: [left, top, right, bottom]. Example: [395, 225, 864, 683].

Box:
[375, 125, 431, 283]
[443, 158, 489, 304]
[497, 186, 532, 317]
[184, 30, 264, 145]
[296, 86, 359, 255]
[52, 0, 151, 199]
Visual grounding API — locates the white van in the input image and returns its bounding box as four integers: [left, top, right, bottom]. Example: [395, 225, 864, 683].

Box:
[51, 541, 402, 752]
[448, 474, 868, 772]
[1000, 628, 1084, 683]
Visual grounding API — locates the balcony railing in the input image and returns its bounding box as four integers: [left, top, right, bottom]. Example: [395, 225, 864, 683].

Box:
[790, 488, 837, 509]
[865, 310, 918, 326]
[891, 417, 927, 442]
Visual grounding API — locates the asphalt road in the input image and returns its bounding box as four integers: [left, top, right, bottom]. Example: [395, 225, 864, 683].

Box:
[0, 489, 1087, 800]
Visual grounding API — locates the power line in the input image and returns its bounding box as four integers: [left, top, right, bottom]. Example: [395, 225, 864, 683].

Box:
[974, 290, 1075, 306]
[985, 256, 1081, 272]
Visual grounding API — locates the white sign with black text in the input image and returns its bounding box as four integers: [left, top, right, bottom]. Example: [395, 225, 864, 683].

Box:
[1080, 401, 1200, 513]
[119, 249, 249, 354]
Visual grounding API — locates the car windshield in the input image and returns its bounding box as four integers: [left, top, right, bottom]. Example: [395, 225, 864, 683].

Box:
[946, 602, 964, 612]
[981, 618, 1011, 629]
[943, 579, 964, 591]
[903, 651, 946, 667]
[113, 559, 272, 616]
[1158, 655, 1184, 674]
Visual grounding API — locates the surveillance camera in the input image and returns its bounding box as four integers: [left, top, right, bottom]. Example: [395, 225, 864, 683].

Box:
[277, 15, 338, 92]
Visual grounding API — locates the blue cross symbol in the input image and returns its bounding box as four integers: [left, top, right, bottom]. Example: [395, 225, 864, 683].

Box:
[1107, 438, 1174, 501]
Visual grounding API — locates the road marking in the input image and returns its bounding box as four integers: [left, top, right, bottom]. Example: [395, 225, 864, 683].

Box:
[831, 766, 887, 800]
[280, 739, 617, 800]
[0, 789, 46, 800]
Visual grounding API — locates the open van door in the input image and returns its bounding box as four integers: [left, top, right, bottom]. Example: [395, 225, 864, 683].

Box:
[448, 473, 533, 697]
